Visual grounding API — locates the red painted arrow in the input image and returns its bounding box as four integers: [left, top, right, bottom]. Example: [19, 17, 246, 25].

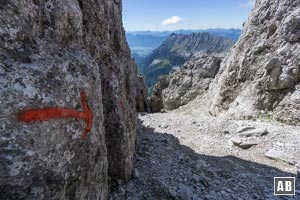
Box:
[18, 91, 93, 139]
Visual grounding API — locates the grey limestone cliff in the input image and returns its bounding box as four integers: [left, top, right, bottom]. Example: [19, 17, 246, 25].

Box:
[209, 0, 300, 125]
[150, 54, 222, 112]
[0, 0, 145, 199]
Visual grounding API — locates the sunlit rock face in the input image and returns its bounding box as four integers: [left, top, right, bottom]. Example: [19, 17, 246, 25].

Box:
[209, 0, 300, 124]
[0, 0, 144, 199]
[150, 54, 222, 112]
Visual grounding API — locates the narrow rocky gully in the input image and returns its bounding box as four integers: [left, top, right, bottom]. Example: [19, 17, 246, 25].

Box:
[111, 96, 300, 200]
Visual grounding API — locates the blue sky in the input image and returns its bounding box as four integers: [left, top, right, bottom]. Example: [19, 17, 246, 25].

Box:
[123, 0, 255, 31]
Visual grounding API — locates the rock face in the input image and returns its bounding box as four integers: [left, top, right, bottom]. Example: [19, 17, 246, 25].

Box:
[0, 0, 144, 199]
[209, 0, 300, 125]
[139, 32, 235, 91]
[135, 75, 148, 112]
[150, 54, 222, 112]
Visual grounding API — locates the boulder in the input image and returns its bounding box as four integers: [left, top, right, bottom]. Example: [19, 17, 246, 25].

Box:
[230, 127, 269, 149]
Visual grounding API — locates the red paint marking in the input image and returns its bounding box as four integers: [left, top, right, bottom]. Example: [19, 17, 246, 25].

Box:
[18, 91, 93, 139]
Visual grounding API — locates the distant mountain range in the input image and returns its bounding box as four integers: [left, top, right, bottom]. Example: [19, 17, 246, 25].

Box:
[138, 32, 235, 94]
[126, 28, 241, 56]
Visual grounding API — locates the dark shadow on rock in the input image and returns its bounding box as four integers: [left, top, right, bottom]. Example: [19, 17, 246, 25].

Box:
[110, 119, 298, 200]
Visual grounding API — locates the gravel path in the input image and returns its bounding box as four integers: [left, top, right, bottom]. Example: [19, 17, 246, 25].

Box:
[111, 97, 300, 199]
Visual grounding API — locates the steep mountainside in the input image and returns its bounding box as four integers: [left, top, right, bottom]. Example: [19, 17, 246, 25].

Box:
[0, 0, 146, 199]
[140, 32, 235, 92]
[209, 0, 300, 125]
[202, 28, 242, 41]
[131, 52, 145, 65]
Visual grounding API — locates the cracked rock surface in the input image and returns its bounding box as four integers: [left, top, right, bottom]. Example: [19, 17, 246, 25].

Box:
[209, 0, 300, 125]
[150, 54, 222, 112]
[0, 0, 146, 199]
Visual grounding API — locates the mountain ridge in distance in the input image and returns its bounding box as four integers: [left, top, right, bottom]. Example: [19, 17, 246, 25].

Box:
[126, 28, 241, 56]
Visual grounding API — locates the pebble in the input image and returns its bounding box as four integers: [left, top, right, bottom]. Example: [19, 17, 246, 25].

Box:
[192, 174, 200, 182]
[178, 184, 194, 200]
[231, 137, 258, 149]
[133, 168, 140, 179]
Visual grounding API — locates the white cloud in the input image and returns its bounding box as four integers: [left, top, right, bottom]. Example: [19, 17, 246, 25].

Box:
[162, 16, 183, 25]
[240, 0, 255, 8]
